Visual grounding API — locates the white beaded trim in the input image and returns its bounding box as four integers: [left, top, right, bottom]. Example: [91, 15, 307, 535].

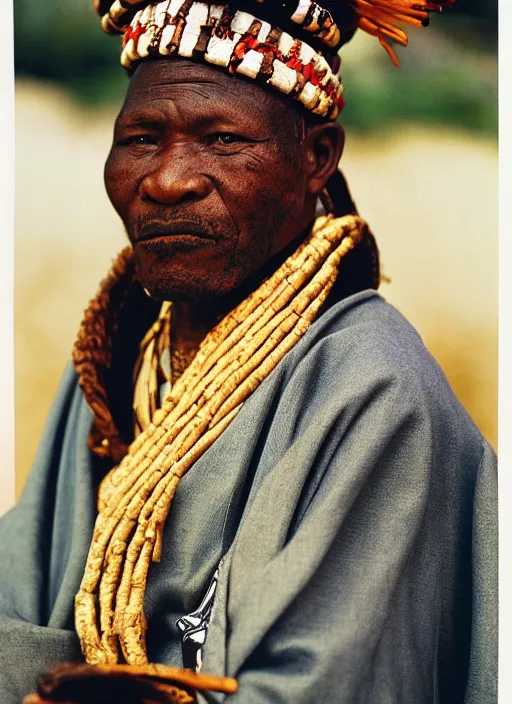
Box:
[118, 0, 344, 118]
[291, 0, 311, 24]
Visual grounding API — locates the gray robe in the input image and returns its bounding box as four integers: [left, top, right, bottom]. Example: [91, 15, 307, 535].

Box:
[0, 291, 497, 703]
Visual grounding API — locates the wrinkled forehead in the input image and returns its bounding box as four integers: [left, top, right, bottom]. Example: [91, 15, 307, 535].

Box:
[120, 57, 301, 131]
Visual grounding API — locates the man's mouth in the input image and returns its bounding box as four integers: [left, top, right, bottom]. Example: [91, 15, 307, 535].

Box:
[135, 221, 216, 243]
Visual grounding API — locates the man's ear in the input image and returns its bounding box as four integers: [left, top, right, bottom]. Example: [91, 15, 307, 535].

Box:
[304, 122, 345, 197]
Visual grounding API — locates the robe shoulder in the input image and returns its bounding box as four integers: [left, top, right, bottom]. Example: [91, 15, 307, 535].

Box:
[201, 291, 497, 703]
[279, 290, 486, 459]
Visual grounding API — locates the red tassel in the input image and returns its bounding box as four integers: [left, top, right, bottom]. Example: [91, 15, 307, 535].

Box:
[350, 0, 456, 65]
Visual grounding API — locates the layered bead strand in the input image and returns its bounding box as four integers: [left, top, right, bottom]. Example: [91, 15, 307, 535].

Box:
[74, 213, 368, 666]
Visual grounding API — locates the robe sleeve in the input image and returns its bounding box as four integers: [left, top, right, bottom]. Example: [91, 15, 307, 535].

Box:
[200, 319, 498, 704]
[0, 364, 95, 702]
[464, 441, 498, 703]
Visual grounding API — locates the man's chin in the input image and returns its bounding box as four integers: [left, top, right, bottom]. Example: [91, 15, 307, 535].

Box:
[133, 242, 244, 302]
[137, 269, 243, 304]
[142, 286, 219, 304]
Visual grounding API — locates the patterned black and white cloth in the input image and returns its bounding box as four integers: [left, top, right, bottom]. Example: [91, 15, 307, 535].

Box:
[176, 565, 220, 672]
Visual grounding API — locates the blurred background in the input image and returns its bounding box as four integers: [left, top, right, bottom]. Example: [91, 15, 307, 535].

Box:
[14, 0, 497, 495]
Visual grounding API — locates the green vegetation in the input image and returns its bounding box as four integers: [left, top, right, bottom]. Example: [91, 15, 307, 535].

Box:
[15, 0, 125, 105]
[341, 28, 497, 135]
[341, 70, 496, 135]
[14, 0, 497, 133]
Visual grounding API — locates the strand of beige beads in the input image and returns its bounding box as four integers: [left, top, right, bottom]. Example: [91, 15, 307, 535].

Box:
[75, 213, 367, 666]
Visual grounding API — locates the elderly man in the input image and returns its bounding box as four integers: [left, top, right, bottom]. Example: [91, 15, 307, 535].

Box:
[0, 0, 497, 703]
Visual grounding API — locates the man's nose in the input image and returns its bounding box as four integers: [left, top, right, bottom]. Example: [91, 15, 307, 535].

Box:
[139, 145, 212, 206]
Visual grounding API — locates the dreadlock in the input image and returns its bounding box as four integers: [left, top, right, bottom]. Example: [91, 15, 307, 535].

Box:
[293, 104, 381, 297]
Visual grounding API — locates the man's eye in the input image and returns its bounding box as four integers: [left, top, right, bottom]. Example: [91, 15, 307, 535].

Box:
[211, 133, 242, 146]
[218, 134, 236, 145]
[118, 135, 156, 146]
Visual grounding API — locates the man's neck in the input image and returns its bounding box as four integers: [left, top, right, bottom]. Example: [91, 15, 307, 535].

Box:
[171, 218, 316, 361]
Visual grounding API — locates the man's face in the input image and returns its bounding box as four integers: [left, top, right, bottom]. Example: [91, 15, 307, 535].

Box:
[105, 58, 313, 301]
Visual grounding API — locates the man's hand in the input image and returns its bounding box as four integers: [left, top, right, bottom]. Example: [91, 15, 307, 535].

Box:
[21, 663, 237, 704]
[24, 696, 73, 704]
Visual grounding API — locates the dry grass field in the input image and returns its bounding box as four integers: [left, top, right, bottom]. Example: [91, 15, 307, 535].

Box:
[15, 80, 498, 496]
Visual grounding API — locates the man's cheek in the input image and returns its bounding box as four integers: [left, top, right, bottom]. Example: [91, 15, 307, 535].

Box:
[105, 156, 136, 216]
[253, 187, 297, 233]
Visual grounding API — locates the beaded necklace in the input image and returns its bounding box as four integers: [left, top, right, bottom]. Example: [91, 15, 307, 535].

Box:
[132, 302, 199, 438]
[75, 212, 370, 666]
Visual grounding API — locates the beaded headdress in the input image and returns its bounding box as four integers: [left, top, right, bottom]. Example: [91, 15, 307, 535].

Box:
[95, 0, 454, 119]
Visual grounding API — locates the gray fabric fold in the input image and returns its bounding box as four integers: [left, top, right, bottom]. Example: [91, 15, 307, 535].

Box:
[0, 291, 497, 703]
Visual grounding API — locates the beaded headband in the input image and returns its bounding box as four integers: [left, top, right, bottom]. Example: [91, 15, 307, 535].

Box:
[95, 0, 454, 118]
